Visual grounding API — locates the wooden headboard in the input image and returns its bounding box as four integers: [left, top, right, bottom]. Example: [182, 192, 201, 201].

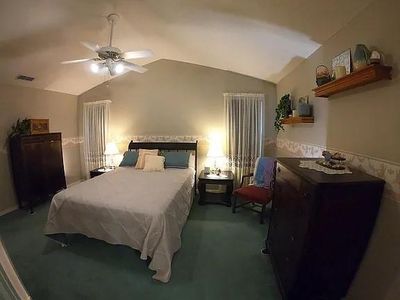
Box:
[128, 140, 198, 192]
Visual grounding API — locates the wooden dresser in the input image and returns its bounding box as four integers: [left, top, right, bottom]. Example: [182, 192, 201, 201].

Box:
[9, 133, 66, 212]
[267, 158, 384, 300]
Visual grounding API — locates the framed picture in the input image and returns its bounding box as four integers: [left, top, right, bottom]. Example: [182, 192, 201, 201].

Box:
[332, 49, 351, 75]
[29, 119, 49, 134]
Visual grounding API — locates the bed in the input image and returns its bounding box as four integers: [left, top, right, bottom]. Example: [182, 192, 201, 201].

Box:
[44, 141, 197, 283]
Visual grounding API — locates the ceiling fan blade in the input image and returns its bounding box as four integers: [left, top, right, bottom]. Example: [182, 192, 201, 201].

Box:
[122, 49, 154, 60]
[61, 58, 92, 64]
[80, 41, 100, 52]
[122, 61, 148, 73]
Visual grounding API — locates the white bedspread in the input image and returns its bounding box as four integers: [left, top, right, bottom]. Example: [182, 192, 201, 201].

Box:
[44, 167, 195, 283]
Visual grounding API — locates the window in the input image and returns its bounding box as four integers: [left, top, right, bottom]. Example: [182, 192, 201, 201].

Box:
[83, 100, 111, 177]
[224, 93, 264, 184]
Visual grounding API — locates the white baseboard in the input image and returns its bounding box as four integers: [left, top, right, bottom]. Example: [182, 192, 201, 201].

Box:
[0, 205, 18, 217]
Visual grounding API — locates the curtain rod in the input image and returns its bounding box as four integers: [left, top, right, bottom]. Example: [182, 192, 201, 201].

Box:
[223, 93, 265, 96]
[83, 100, 112, 105]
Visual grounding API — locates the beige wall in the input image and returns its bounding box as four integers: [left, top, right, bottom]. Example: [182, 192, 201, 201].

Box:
[79, 59, 276, 169]
[0, 84, 80, 213]
[276, 0, 400, 299]
[277, 0, 400, 162]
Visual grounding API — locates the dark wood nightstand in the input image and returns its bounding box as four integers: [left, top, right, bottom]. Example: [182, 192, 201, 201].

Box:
[198, 170, 234, 206]
[90, 167, 113, 178]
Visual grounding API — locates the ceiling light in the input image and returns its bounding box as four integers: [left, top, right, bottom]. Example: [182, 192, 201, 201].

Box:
[90, 63, 100, 73]
[115, 63, 124, 74]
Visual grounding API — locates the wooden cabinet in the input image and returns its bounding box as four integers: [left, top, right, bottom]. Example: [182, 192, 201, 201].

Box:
[9, 133, 66, 212]
[267, 158, 384, 300]
[198, 170, 234, 206]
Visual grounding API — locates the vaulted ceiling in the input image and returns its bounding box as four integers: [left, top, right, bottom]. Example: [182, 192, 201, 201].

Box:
[0, 0, 373, 95]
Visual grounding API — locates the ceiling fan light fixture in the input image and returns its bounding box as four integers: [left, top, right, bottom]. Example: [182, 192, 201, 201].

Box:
[90, 63, 100, 73]
[115, 63, 124, 74]
[61, 13, 153, 76]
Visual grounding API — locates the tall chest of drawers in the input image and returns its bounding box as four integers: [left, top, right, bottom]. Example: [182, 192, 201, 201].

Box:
[9, 133, 66, 212]
[267, 158, 384, 300]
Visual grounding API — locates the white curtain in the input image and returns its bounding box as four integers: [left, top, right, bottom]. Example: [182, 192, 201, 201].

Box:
[83, 100, 111, 178]
[224, 93, 265, 185]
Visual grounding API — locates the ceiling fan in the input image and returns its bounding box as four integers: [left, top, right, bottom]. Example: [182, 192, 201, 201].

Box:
[61, 13, 153, 76]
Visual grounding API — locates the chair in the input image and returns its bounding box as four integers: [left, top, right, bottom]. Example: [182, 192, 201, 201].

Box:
[232, 157, 276, 224]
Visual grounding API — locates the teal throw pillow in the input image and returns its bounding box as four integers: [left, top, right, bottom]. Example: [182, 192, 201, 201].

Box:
[119, 151, 139, 167]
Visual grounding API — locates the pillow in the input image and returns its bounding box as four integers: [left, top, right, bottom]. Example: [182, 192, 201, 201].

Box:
[119, 151, 139, 167]
[135, 149, 158, 169]
[143, 155, 165, 172]
[163, 151, 190, 168]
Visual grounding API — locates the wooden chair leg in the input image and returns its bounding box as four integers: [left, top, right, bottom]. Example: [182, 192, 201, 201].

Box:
[232, 195, 237, 214]
[260, 204, 266, 224]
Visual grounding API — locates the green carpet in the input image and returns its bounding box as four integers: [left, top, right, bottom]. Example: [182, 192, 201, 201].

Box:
[0, 199, 280, 300]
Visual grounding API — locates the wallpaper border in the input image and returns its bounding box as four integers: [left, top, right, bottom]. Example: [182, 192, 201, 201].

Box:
[63, 135, 275, 146]
[62, 137, 83, 147]
[127, 135, 203, 142]
[61, 135, 205, 146]
[276, 138, 400, 201]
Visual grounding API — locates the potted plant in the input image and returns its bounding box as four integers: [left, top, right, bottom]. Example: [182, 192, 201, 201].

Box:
[274, 94, 291, 132]
[8, 118, 30, 139]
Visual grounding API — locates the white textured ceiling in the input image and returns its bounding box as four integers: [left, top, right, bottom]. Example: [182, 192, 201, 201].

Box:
[0, 0, 373, 95]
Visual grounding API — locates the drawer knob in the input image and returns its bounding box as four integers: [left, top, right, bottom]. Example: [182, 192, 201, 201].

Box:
[285, 256, 289, 262]
[290, 235, 295, 242]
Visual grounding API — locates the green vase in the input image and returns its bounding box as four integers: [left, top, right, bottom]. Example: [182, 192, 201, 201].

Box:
[353, 44, 370, 71]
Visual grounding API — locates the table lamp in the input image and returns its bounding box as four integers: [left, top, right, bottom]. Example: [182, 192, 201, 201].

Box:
[104, 142, 119, 169]
[207, 139, 224, 175]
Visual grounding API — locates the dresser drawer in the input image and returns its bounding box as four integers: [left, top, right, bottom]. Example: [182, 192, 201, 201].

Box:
[269, 163, 314, 294]
[277, 163, 302, 190]
[274, 163, 313, 223]
[21, 133, 61, 144]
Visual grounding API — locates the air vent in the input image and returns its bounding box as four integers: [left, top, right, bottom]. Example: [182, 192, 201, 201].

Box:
[16, 75, 35, 81]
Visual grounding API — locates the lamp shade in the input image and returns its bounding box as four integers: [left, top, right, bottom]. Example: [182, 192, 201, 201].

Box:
[104, 143, 119, 155]
[207, 141, 224, 158]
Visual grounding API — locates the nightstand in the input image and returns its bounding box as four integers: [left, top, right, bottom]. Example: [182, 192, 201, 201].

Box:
[198, 170, 234, 206]
[90, 167, 113, 178]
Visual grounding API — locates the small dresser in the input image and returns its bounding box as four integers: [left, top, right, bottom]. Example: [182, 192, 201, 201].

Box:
[267, 158, 384, 300]
[90, 167, 113, 178]
[9, 133, 66, 212]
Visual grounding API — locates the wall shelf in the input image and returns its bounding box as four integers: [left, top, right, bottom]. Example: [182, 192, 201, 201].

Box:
[312, 64, 392, 98]
[282, 116, 314, 124]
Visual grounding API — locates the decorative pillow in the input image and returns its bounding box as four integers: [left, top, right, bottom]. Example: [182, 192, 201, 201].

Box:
[119, 151, 139, 167]
[135, 149, 158, 169]
[162, 152, 190, 168]
[143, 155, 165, 172]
